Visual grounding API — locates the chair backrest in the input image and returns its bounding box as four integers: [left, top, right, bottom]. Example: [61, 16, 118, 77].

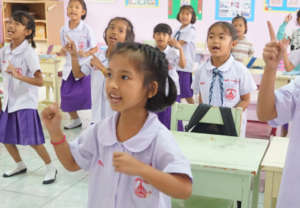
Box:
[170, 102, 243, 136]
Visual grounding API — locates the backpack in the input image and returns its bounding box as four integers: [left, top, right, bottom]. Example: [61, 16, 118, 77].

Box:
[185, 104, 238, 136]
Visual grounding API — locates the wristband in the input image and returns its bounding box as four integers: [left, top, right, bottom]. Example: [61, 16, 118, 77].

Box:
[51, 135, 66, 146]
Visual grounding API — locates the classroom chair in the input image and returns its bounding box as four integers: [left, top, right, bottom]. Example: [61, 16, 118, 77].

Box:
[170, 102, 242, 137]
[170, 102, 242, 208]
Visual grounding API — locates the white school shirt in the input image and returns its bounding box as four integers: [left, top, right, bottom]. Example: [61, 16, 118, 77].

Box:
[173, 24, 196, 73]
[69, 112, 192, 208]
[60, 20, 97, 80]
[289, 49, 300, 67]
[163, 45, 180, 95]
[0, 40, 40, 112]
[268, 77, 300, 208]
[192, 56, 257, 137]
[80, 48, 114, 123]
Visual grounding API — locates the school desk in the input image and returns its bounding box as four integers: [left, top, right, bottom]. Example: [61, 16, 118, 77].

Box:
[261, 137, 289, 208]
[172, 131, 269, 208]
[39, 56, 61, 106]
[250, 69, 295, 89]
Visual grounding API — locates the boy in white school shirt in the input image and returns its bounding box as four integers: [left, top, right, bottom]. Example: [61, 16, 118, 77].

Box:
[192, 21, 256, 137]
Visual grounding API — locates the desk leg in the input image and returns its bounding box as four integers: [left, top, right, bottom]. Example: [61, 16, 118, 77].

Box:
[264, 171, 274, 208]
[242, 177, 251, 208]
[251, 170, 261, 208]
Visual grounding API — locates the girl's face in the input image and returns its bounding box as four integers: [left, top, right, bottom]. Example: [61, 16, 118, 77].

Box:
[6, 18, 31, 41]
[207, 25, 235, 58]
[179, 9, 192, 26]
[67, 0, 85, 21]
[233, 18, 246, 38]
[106, 54, 149, 114]
[105, 20, 128, 47]
[153, 32, 170, 50]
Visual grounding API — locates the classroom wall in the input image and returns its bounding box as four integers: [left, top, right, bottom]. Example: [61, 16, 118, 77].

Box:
[62, 0, 297, 57]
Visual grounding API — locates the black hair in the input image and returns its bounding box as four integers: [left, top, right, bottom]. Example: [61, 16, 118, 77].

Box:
[103, 17, 135, 45]
[109, 42, 177, 112]
[297, 10, 300, 21]
[207, 21, 238, 41]
[12, 10, 36, 48]
[232, 15, 248, 34]
[153, 23, 172, 35]
[176, 5, 197, 24]
[69, 0, 87, 20]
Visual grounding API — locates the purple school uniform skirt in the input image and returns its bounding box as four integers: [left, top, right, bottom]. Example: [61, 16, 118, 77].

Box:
[0, 108, 45, 145]
[156, 97, 183, 131]
[178, 71, 193, 98]
[61, 72, 91, 112]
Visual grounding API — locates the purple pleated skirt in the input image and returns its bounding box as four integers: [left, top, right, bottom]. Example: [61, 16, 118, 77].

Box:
[61, 72, 91, 112]
[0, 109, 45, 145]
[178, 71, 193, 98]
[156, 97, 183, 131]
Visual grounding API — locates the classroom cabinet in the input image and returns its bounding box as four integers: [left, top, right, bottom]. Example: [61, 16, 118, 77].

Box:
[2, 0, 64, 45]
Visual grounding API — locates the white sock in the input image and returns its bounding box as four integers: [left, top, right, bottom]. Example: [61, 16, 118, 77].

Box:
[44, 163, 57, 182]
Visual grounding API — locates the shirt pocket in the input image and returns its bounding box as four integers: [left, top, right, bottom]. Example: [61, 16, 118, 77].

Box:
[223, 79, 240, 104]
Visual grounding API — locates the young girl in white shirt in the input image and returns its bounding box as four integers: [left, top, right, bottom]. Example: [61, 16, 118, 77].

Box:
[192, 21, 256, 137]
[42, 42, 192, 208]
[0, 11, 57, 184]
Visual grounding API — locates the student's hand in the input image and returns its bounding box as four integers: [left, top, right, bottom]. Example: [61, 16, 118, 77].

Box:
[56, 47, 67, 56]
[78, 50, 90, 58]
[263, 21, 284, 70]
[6, 62, 22, 79]
[41, 103, 63, 137]
[113, 152, 146, 176]
[90, 55, 108, 76]
[284, 14, 292, 23]
[169, 38, 182, 49]
[65, 35, 78, 57]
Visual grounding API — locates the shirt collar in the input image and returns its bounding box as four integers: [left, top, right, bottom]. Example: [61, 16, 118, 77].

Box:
[178, 24, 194, 33]
[5, 40, 29, 56]
[162, 45, 171, 53]
[100, 112, 161, 153]
[64, 20, 84, 32]
[206, 55, 234, 72]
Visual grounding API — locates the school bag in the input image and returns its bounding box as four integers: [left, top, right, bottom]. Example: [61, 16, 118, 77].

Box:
[185, 104, 238, 136]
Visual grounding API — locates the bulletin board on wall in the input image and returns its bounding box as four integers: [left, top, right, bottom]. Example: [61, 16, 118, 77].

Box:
[215, 0, 255, 21]
[125, 0, 159, 8]
[264, 0, 300, 12]
[168, 0, 203, 20]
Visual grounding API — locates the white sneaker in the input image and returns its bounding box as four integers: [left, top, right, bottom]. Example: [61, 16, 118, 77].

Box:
[43, 167, 57, 185]
[64, 118, 82, 130]
[3, 161, 27, 177]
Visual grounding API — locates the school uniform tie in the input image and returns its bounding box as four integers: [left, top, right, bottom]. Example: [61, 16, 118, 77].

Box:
[174, 31, 181, 40]
[209, 68, 224, 105]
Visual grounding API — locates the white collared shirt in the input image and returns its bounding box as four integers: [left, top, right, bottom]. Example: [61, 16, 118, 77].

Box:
[163, 45, 180, 95]
[80, 48, 114, 123]
[0, 40, 40, 112]
[268, 77, 300, 208]
[60, 20, 97, 80]
[192, 56, 257, 137]
[289, 49, 300, 67]
[70, 112, 192, 208]
[173, 24, 196, 73]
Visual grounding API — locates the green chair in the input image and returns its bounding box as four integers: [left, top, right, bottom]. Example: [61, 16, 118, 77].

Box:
[170, 102, 242, 137]
[171, 102, 243, 208]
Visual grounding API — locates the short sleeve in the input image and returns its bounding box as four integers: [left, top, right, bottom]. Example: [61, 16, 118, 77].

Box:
[289, 49, 300, 67]
[239, 66, 257, 95]
[87, 26, 97, 49]
[268, 80, 299, 126]
[191, 66, 203, 95]
[181, 27, 196, 44]
[25, 49, 41, 74]
[154, 130, 192, 180]
[69, 125, 99, 171]
[80, 61, 92, 76]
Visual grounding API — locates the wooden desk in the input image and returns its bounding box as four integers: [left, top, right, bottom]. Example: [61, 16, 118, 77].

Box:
[173, 131, 269, 208]
[39, 57, 61, 106]
[250, 69, 295, 89]
[261, 137, 289, 208]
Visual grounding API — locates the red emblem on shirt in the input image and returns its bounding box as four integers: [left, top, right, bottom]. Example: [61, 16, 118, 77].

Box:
[134, 177, 152, 198]
[97, 160, 104, 167]
[79, 41, 85, 50]
[225, 88, 237, 100]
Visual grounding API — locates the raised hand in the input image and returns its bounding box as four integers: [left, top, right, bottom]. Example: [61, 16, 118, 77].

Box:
[90, 55, 108, 76]
[112, 152, 146, 176]
[168, 38, 182, 49]
[41, 104, 63, 137]
[284, 13, 292, 23]
[65, 35, 78, 57]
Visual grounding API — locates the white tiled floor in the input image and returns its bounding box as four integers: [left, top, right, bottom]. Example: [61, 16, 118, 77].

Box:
[0, 111, 265, 208]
